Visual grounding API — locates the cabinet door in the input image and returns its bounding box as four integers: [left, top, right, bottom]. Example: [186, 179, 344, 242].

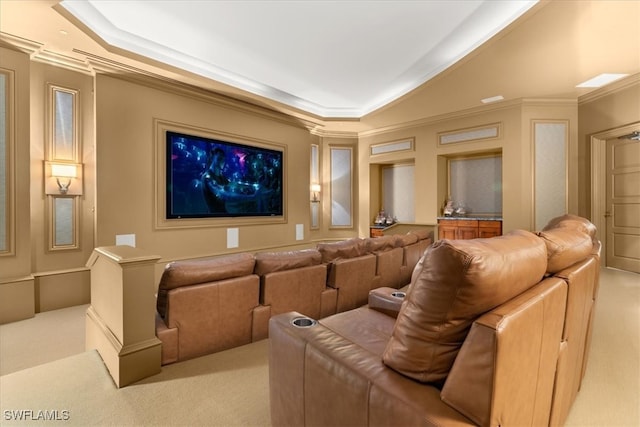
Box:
[457, 226, 479, 240]
[370, 228, 385, 238]
[478, 221, 502, 238]
[439, 224, 457, 240]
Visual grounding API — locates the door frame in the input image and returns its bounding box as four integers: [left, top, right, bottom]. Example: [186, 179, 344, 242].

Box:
[590, 121, 640, 267]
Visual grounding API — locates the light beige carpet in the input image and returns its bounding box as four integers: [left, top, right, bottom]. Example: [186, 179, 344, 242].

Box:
[0, 340, 270, 426]
[1, 267, 638, 426]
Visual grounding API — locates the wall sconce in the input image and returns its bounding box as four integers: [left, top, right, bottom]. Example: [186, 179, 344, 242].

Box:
[310, 184, 321, 202]
[45, 161, 83, 195]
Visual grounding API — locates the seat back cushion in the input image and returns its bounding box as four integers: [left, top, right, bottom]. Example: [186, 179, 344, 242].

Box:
[383, 230, 548, 385]
[398, 232, 419, 247]
[409, 228, 432, 241]
[542, 214, 597, 239]
[364, 235, 402, 253]
[157, 252, 255, 318]
[317, 238, 366, 263]
[254, 249, 321, 276]
[537, 227, 594, 274]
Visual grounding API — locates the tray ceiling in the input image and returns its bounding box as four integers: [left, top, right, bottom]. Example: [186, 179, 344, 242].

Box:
[58, 0, 538, 118]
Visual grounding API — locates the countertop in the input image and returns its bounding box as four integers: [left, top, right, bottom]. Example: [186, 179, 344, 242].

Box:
[437, 216, 503, 221]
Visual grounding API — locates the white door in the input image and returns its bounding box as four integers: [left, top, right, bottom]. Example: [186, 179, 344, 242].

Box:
[606, 135, 640, 273]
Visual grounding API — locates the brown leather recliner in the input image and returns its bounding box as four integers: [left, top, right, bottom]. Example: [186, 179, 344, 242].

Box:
[269, 216, 600, 426]
[317, 238, 378, 313]
[155, 252, 261, 364]
[254, 248, 335, 324]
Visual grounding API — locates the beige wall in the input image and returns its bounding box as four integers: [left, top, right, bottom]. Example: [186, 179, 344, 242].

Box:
[29, 62, 95, 313]
[0, 48, 94, 322]
[0, 47, 34, 323]
[94, 74, 320, 265]
[359, 99, 579, 234]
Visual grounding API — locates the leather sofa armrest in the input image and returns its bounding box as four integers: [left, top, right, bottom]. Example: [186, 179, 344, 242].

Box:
[320, 288, 337, 318]
[252, 305, 271, 341]
[155, 312, 178, 365]
[368, 287, 406, 318]
[269, 311, 474, 427]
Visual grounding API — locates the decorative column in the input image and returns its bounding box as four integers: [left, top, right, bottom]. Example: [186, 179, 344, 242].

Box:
[85, 245, 162, 388]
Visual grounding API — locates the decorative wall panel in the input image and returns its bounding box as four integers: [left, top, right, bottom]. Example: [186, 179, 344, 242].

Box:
[47, 84, 80, 250]
[534, 121, 567, 230]
[0, 70, 11, 255]
[310, 144, 320, 229]
[52, 196, 76, 248]
[330, 147, 352, 228]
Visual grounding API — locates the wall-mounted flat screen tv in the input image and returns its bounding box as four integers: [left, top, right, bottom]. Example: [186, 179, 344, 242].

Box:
[166, 131, 283, 219]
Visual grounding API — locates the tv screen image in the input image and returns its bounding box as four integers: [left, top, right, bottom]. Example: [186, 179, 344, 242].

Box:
[166, 131, 283, 218]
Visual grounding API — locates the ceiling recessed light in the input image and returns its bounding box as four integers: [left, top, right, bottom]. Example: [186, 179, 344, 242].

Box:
[59, 30, 68, 36]
[576, 73, 628, 88]
[481, 95, 504, 104]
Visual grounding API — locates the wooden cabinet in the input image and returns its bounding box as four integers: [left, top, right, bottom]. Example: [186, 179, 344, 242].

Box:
[438, 219, 502, 240]
[478, 220, 502, 238]
[370, 227, 385, 237]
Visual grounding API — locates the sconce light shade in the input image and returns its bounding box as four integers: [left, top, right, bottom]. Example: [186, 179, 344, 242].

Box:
[310, 183, 321, 202]
[51, 163, 78, 179]
[45, 161, 83, 195]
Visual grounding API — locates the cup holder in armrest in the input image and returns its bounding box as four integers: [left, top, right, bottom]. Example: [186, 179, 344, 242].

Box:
[391, 291, 406, 299]
[291, 316, 317, 328]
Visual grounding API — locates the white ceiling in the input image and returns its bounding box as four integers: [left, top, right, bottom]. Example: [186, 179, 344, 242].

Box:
[58, 0, 538, 118]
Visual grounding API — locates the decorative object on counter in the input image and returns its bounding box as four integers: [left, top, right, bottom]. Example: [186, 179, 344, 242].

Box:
[443, 198, 454, 217]
[374, 209, 396, 226]
[454, 201, 467, 216]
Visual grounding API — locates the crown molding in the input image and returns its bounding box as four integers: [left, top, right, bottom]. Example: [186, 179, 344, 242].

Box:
[0, 32, 93, 75]
[32, 50, 93, 75]
[358, 97, 582, 139]
[77, 49, 323, 132]
[358, 98, 522, 138]
[309, 128, 359, 139]
[0, 32, 43, 55]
